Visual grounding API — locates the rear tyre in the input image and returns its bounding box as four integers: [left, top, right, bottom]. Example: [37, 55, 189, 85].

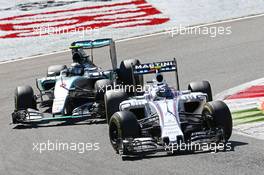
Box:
[188, 81, 212, 101]
[104, 90, 128, 124]
[202, 101, 233, 141]
[15, 85, 36, 111]
[109, 111, 140, 152]
[119, 59, 144, 87]
[47, 65, 67, 77]
[94, 79, 112, 101]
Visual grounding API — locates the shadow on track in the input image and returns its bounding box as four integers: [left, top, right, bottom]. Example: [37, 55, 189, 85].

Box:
[229, 140, 248, 151]
[11, 119, 106, 129]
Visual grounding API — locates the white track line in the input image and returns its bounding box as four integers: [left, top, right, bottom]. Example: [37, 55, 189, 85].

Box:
[1, 12, 264, 65]
[118, 13, 264, 42]
[0, 49, 71, 65]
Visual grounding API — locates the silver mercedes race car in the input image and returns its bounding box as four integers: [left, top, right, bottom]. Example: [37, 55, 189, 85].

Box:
[105, 59, 232, 158]
[12, 38, 143, 125]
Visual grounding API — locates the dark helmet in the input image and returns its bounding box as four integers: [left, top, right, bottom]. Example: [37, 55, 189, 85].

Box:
[72, 52, 83, 64]
[156, 84, 173, 99]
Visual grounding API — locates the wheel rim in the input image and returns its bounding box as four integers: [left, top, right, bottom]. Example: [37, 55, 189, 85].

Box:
[203, 107, 226, 142]
[109, 123, 119, 146]
[202, 109, 214, 129]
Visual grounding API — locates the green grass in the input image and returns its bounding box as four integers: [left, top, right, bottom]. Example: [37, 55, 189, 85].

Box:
[232, 108, 264, 125]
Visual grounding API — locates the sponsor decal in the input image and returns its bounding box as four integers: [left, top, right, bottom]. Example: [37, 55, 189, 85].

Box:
[0, 0, 169, 38]
[134, 61, 175, 74]
[135, 61, 175, 70]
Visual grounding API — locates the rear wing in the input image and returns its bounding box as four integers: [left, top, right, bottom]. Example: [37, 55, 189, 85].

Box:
[70, 38, 112, 49]
[69, 38, 117, 70]
[132, 58, 180, 90]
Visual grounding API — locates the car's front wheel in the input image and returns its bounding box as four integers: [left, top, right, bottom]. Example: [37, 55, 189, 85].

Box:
[15, 85, 37, 111]
[202, 101, 232, 141]
[109, 111, 140, 153]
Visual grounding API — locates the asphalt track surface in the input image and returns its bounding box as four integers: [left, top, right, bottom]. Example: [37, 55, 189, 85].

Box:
[1, 16, 264, 175]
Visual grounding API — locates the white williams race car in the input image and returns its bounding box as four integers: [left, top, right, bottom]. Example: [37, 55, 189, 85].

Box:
[105, 59, 232, 158]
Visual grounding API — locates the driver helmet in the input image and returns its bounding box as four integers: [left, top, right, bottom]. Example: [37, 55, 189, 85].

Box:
[156, 83, 173, 99]
[72, 52, 83, 64]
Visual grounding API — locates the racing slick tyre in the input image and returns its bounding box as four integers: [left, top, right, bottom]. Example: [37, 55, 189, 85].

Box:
[188, 81, 212, 101]
[202, 101, 233, 141]
[15, 85, 36, 111]
[47, 65, 67, 77]
[109, 111, 140, 153]
[94, 79, 112, 101]
[105, 90, 128, 124]
[119, 59, 144, 87]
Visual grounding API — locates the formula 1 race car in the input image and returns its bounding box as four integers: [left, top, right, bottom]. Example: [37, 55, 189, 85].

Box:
[105, 59, 232, 157]
[12, 38, 143, 125]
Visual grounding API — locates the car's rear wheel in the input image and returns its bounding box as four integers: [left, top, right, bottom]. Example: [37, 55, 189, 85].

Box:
[94, 79, 112, 101]
[104, 90, 128, 124]
[202, 101, 233, 141]
[119, 59, 144, 88]
[188, 81, 212, 101]
[109, 111, 140, 153]
[15, 85, 36, 111]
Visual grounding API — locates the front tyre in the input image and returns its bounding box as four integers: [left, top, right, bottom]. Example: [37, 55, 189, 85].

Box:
[15, 85, 36, 111]
[202, 101, 232, 141]
[109, 111, 140, 153]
